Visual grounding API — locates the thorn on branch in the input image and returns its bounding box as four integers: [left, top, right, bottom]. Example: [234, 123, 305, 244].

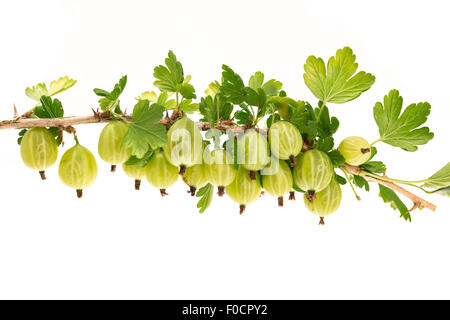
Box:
[92, 108, 100, 119]
[13, 105, 19, 121]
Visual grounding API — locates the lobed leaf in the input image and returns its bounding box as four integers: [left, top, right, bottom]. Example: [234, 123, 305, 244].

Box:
[436, 187, 450, 198]
[123, 100, 167, 158]
[125, 150, 154, 168]
[248, 71, 282, 97]
[328, 149, 346, 167]
[317, 136, 334, 153]
[26, 96, 64, 146]
[93, 75, 127, 111]
[303, 47, 375, 104]
[422, 162, 450, 191]
[199, 95, 233, 126]
[153, 50, 184, 92]
[137, 91, 158, 102]
[360, 161, 386, 174]
[177, 83, 196, 99]
[373, 89, 434, 151]
[196, 183, 214, 213]
[34, 95, 64, 119]
[26, 76, 76, 102]
[48, 76, 77, 96]
[353, 175, 370, 192]
[378, 185, 411, 222]
[221, 65, 245, 104]
[334, 172, 347, 185]
[248, 71, 264, 90]
[205, 81, 220, 97]
[179, 99, 199, 114]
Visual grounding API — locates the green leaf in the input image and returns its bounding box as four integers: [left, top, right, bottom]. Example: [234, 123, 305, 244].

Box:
[266, 113, 280, 127]
[179, 99, 199, 114]
[360, 161, 386, 174]
[244, 87, 266, 108]
[177, 83, 196, 99]
[328, 149, 345, 167]
[122, 101, 167, 158]
[47, 76, 77, 96]
[153, 50, 184, 92]
[334, 172, 347, 185]
[196, 183, 214, 213]
[306, 120, 318, 137]
[303, 47, 375, 104]
[26, 83, 48, 102]
[48, 127, 62, 146]
[136, 91, 158, 102]
[287, 101, 308, 131]
[124, 150, 154, 168]
[262, 79, 282, 97]
[368, 146, 378, 160]
[234, 110, 252, 125]
[317, 136, 334, 152]
[34, 95, 64, 118]
[290, 102, 319, 137]
[93, 75, 127, 111]
[268, 96, 297, 117]
[205, 81, 220, 97]
[25, 76, 76, 102]
[316, 104, 339, 138]
[17, 129, 27, 145]
[422, 162, 450, 190]
[436, 187, 450, 197]
[248, 71, 282, 97]
[199, 95, 233, 126]
[156, 92, 177, 110]
[353, 175, 370, 192]
[138, 91, 177, 110]
[248, 71, 264, 90]
[221, 65, 245, 104]
[373, 89, 434, 151]
[19, 96, 64, 146]
[378, 185, 411, 222]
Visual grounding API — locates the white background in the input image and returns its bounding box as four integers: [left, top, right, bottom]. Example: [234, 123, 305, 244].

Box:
[0, 0, 449, 299]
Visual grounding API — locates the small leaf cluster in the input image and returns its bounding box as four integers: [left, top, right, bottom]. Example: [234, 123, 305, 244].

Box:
[20, 76, 76, 145]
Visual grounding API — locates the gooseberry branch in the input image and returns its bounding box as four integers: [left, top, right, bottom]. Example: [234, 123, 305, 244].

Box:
[341, 165, 436, 212]
[0, 111, 437, 213]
